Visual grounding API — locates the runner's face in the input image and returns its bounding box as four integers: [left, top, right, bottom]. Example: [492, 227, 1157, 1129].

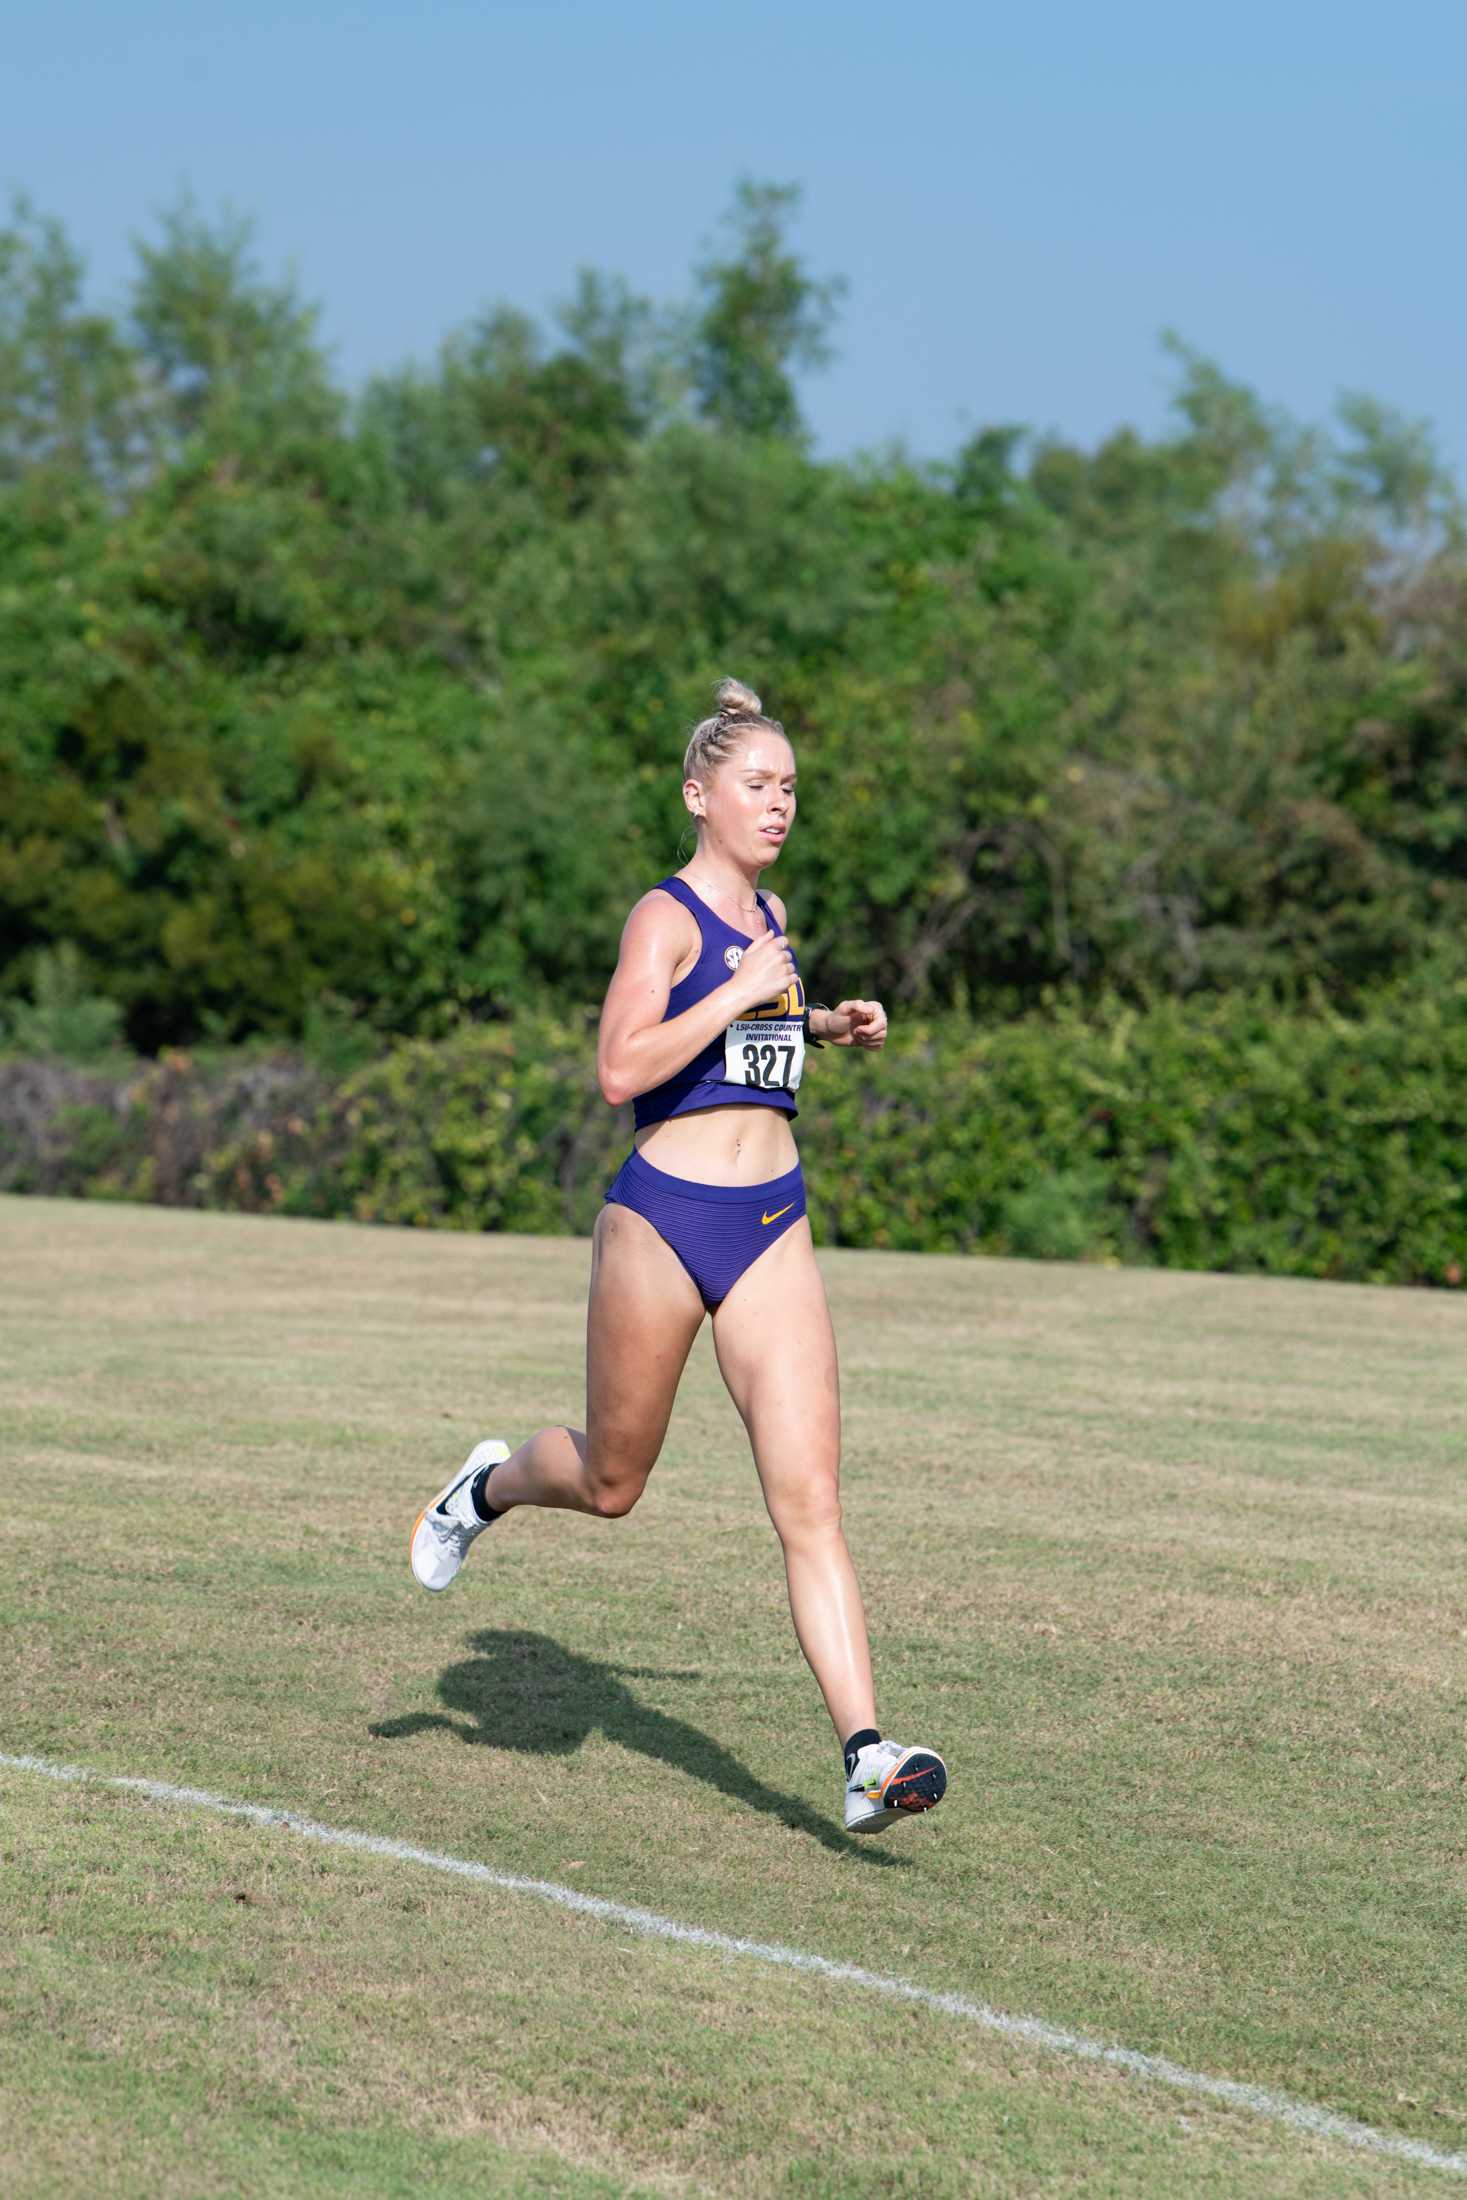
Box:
[692, 735, 797, 868]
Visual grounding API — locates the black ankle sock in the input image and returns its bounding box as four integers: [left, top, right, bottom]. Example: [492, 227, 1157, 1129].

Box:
[843, 1728, 881, 1779]
[469, 1463, 502, 1523]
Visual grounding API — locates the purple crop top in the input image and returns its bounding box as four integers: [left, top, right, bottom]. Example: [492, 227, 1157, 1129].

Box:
[631, 876, 805, 1128]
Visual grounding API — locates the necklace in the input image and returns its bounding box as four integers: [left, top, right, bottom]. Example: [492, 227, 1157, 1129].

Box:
[685, 870, 760, 923]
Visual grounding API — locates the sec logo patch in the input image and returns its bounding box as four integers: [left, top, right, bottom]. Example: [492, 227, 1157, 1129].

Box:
[723, 946, 743, 970]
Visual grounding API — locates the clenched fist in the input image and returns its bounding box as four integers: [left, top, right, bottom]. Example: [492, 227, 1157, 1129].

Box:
[727, 930, 798, 1016]
[823, 999, 887, 1049]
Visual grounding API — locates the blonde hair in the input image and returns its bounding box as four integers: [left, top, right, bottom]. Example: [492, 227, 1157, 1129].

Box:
[683, 678, 788, 785]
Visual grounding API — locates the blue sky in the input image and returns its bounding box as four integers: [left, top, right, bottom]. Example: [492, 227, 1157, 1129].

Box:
[9, 1, 1466, 480]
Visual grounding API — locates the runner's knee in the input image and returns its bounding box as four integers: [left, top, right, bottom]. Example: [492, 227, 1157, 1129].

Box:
[584, 1428, 658, 1518]
[766, 1473, 843, 1546]
[585, 1469, 648, 1519]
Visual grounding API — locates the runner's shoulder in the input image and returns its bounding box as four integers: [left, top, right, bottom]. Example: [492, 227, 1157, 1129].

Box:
[762, 889, 788, 931]
[619, 885, 700, 962]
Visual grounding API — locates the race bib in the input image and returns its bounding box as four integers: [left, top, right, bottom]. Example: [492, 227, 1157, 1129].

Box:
[724, 1015, 805, 1092]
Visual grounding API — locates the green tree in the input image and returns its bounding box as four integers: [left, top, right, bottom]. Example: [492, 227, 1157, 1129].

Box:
[0, 197, 143, 490]
[130, 193, 342, 459]
[3, 184, 1467, 1050]
[361, 269, 670, 520]
[688, 180, 844, 440]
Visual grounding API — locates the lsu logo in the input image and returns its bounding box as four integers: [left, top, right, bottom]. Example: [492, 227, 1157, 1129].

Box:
[746, 972, 806, 1021]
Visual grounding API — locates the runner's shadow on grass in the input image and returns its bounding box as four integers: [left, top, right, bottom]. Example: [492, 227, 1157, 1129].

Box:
[370, 1628, 906, 1866]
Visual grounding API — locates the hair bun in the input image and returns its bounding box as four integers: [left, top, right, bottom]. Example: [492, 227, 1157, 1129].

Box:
[715, 676, 762, 721]
[684, 678, 786, 784]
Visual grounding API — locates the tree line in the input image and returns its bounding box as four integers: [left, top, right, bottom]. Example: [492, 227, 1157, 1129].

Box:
[2, 181, 1464, 1055]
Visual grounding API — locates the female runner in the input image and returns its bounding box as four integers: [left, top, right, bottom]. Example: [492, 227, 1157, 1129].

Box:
[410, 680, 947, 1834]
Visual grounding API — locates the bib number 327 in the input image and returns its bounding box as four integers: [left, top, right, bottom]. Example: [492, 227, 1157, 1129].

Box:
[724, 1015, 805, 1092]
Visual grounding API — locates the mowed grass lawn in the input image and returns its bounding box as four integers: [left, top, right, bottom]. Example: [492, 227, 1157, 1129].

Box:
[2, 1195, 1465, 2197]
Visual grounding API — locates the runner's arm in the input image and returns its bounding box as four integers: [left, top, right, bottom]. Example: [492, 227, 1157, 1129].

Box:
[810, 997, 888, 1049]
[597, 894, 791, 1105]
[757, 894, 881, 1048]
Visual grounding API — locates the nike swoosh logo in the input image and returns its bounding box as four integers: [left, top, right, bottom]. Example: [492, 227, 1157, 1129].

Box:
[761, 1203, 796, 1226]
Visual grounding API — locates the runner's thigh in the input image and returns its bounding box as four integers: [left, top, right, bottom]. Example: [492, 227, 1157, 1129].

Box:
[711, 1221, 841, 1504]
[586, 1200, 705, 1474]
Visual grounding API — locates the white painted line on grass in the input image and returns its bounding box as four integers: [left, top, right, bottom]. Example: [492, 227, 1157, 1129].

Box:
[5, 1746, 1464, 2181]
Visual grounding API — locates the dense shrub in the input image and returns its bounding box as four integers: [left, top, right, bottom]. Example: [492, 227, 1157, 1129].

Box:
[800, 985, 1467, 1285]
[213, 1015, 623, 1235]
[5, 980, 1462, 1287]
[0, 1050, 329, 1208]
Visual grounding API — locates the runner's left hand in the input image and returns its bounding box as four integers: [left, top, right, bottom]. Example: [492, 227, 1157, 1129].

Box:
[826, 999, 887, 1050]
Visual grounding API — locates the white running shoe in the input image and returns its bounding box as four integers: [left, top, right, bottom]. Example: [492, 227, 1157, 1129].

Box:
[409, 1439, 510, 1592]
[844, 1739, 948, 1833]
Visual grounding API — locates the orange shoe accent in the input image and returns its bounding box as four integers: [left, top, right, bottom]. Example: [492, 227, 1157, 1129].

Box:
[881, 1763, 943, 1807]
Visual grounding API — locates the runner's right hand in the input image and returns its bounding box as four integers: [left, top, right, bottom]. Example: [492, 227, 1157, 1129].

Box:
[728, 930, 797, 1014]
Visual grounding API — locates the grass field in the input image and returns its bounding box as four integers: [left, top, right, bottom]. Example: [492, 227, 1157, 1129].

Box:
[2, 1194, 1465, 2196]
